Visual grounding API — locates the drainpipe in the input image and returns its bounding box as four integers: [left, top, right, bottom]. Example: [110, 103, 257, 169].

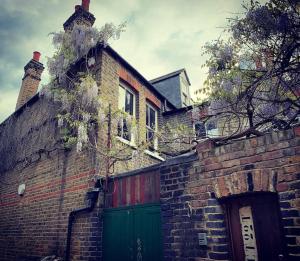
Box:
[65, 181, 102, 261]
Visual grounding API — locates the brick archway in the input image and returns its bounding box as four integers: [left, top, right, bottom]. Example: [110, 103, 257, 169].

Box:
[213, 169, 277, 198]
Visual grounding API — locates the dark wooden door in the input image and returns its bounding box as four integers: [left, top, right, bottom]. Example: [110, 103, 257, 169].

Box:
[225, 193, 286, 261]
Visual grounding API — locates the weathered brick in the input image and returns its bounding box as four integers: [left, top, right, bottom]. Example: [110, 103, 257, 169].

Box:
[206, 222, 225, 229]
[281, 209, 299, 218]
[208, 252, 229, 260]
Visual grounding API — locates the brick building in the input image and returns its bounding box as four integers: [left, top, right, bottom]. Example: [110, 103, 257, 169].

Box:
[0, 1, 299, 261]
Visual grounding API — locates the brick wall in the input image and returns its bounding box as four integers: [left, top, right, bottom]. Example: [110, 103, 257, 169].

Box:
[0, 95, 103, 260]
[0, 147, 102, 261]
[160, 127, 300, 260]
[159, 109, 195, 156]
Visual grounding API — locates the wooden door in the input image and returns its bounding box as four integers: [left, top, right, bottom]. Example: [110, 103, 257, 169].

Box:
[224, 193, 286, 261]
[103, 204, 163, 261]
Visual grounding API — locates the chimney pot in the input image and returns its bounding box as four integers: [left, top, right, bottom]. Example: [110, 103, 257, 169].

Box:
[33, 51, 41, 62]
[82, 0, 90, 12]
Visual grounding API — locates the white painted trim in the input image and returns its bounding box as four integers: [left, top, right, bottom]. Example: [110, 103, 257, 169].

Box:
[144, 149, 165, 161]
[116, 136, 137, 149]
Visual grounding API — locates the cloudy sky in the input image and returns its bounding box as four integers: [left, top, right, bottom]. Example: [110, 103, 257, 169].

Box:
[0, 0, 247, 123]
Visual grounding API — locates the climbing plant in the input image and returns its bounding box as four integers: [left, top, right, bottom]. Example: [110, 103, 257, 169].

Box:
[38, 22, 151, 177]
[198, 0, 300, 142]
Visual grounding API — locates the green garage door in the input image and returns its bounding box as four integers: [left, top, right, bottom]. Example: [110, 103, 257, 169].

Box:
[103, 204, 162, 261]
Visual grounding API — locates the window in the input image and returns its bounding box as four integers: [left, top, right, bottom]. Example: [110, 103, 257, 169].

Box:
[146, 103, 158, 151]
[118, 84, 136, 142]
[194, 120, 219, 139]
[194, 121, 206, 139]
[206, 120, 218, 137]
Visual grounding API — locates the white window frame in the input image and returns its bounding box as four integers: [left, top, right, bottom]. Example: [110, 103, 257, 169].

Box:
[117, 83, 136, 144]
[146, 103, 158, 151]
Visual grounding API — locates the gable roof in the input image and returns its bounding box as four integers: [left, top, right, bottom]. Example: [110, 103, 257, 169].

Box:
[0, 43, 178, 126]
[149, 68, 191, 85]
[102, 45, 176, 109]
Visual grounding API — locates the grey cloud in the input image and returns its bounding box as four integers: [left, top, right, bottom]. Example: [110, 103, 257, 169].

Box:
[0, 0, 254, 122]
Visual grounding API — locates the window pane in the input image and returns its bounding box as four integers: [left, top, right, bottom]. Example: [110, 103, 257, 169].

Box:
[206, 121, 217, 131]
[146, 105, 150, 127]
[149, 107, 156, 129]
[118, 85, 135, 142]
[206, 120, 218, 137]
[195, 122, 206, 138]
[125, 91, 134, 115]
[118, 86, 125, 110]
[117, 120, 122, 137]
[146, 128, 155, 151]
[123, 119, 131, 141]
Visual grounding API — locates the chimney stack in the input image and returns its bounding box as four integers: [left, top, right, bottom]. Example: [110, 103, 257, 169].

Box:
[15, 51, 44, 110]
[63, 0, 95, 31]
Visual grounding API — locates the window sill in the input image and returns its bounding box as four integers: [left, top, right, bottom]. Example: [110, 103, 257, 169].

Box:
[144, 149, 165, 161]
[116, 136, 137, 149]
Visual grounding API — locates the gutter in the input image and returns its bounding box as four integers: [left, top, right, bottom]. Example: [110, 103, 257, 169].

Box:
[65, 181, 102, 261]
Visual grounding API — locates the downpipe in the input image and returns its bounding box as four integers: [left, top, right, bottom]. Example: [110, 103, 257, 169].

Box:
[65, 180, 102, 261]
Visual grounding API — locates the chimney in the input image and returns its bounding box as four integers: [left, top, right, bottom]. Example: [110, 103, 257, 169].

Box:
[63, 0, 95, 31]
[15, 52, 44, 110]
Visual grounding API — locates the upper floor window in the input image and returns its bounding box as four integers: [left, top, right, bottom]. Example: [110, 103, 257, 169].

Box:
[146, 103, 158, 151]
[118, 84, 136, 142]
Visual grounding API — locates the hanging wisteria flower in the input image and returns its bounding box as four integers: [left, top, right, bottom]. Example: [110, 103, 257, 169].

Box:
[76, 141, 83, 153]
[202, 0, 300, 139]
[57, 118, 64, 128]
[77, 123, 88, 148]
[79, 75, 99, 108]
[82, 113, 91, 123]
[39, 84, 53, 100]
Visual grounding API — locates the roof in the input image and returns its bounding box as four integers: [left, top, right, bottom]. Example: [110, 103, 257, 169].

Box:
[0, 43, 178, 126]
[149, 68, 191, 86]
[99, 44, 176, 110]
[162, 101, 209, 116]
[0, 93, 40, 126]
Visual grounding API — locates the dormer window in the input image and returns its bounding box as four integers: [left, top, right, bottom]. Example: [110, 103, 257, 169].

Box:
[118, 84, 136, 143]
[146, 103, 158, 151]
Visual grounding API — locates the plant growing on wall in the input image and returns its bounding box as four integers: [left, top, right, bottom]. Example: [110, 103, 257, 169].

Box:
[198, 0, 300, 142]
[38, 22, 152, 178]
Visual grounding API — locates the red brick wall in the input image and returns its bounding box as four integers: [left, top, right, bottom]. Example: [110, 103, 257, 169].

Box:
[0, 148, 102, 261]
[160, 127, 300, 260]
